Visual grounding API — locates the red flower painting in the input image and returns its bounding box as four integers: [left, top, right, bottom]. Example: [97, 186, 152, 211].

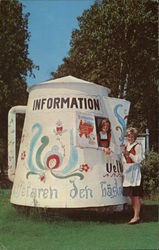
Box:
[21, 151, 26, 160]
[81, 164, 89, 172]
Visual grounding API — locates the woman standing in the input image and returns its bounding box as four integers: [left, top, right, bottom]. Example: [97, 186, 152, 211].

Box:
[122, 127, 144, 224]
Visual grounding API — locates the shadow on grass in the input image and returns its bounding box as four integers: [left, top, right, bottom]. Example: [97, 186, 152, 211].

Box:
[140, 204, 158, 223]
[13, 203, 158, 224]
[55, 204, 158, 224]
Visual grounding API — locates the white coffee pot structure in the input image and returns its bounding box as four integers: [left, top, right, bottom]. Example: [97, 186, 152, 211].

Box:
[8, 76, 130, 208]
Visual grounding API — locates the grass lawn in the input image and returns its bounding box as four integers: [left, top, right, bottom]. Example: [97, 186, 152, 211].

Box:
[0, 189, 158, 250]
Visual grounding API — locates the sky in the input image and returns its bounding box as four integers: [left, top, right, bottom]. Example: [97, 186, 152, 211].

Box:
[20, 0, 95, 87]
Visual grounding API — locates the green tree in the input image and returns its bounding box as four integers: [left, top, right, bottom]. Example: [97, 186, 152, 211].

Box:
[0, 0, 38, 173]
[51, 0, 158, 150]
[141, 150, 159, 197]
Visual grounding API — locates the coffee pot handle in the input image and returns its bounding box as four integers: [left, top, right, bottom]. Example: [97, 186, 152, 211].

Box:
[8, 106, 26, 182]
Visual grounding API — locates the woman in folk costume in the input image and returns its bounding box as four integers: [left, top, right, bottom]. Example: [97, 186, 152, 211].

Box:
[122, 127, 144, 224]
[97, 118, 112, 155]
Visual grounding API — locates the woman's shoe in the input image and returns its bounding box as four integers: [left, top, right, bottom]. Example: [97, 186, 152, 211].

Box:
[128, 218, 140, 225]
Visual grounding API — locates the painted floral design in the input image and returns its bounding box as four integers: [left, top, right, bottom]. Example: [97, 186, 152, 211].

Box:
[56, 120, 63, 135]
[80, 164, 89, 172]
[39, 173, 46, 183]
[26, 123, 86, 180]
[21, 151, 26, 160]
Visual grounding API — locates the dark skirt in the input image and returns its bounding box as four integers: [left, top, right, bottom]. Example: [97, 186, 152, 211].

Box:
[123, 183, 143, 197]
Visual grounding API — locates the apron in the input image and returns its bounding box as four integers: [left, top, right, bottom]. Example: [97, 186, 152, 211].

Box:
[123, 163, 141, 187]
[98, 131, 111, 148]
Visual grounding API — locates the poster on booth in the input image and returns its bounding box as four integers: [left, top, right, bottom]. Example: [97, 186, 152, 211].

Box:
[76, 112, 98, 148]
[76, 96, 130, 153]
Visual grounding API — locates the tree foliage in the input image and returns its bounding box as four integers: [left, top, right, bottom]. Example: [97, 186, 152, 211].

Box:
[51, 0, 158, 150]
[141, 150, 159, 197]
[0, 0, 38, 172]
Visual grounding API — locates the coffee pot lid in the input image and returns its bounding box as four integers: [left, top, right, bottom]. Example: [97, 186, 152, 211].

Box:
[27, 75, 111, 95]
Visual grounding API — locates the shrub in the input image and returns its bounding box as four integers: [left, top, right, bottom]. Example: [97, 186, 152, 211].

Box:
[141, 150, 159, 198]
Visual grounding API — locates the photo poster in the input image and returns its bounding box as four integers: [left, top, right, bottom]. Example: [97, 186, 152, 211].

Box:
[76, 112, 111, 149]
[76, 112, 98, 148]
[95, 116, 112, 149]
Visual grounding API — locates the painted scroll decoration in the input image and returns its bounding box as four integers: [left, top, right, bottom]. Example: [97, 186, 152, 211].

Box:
[26, 122, 89, 181]
[102, 97, 130, 148]
[114, 104, 128, 143]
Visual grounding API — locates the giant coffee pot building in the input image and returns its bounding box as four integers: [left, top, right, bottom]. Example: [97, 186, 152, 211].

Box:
[8, 76, 130, 209]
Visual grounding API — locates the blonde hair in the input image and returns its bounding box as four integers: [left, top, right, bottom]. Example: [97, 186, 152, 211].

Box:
[126, 127, 138, 139]
[99, 118, 111, 131]
[101, 118, 110, 127]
